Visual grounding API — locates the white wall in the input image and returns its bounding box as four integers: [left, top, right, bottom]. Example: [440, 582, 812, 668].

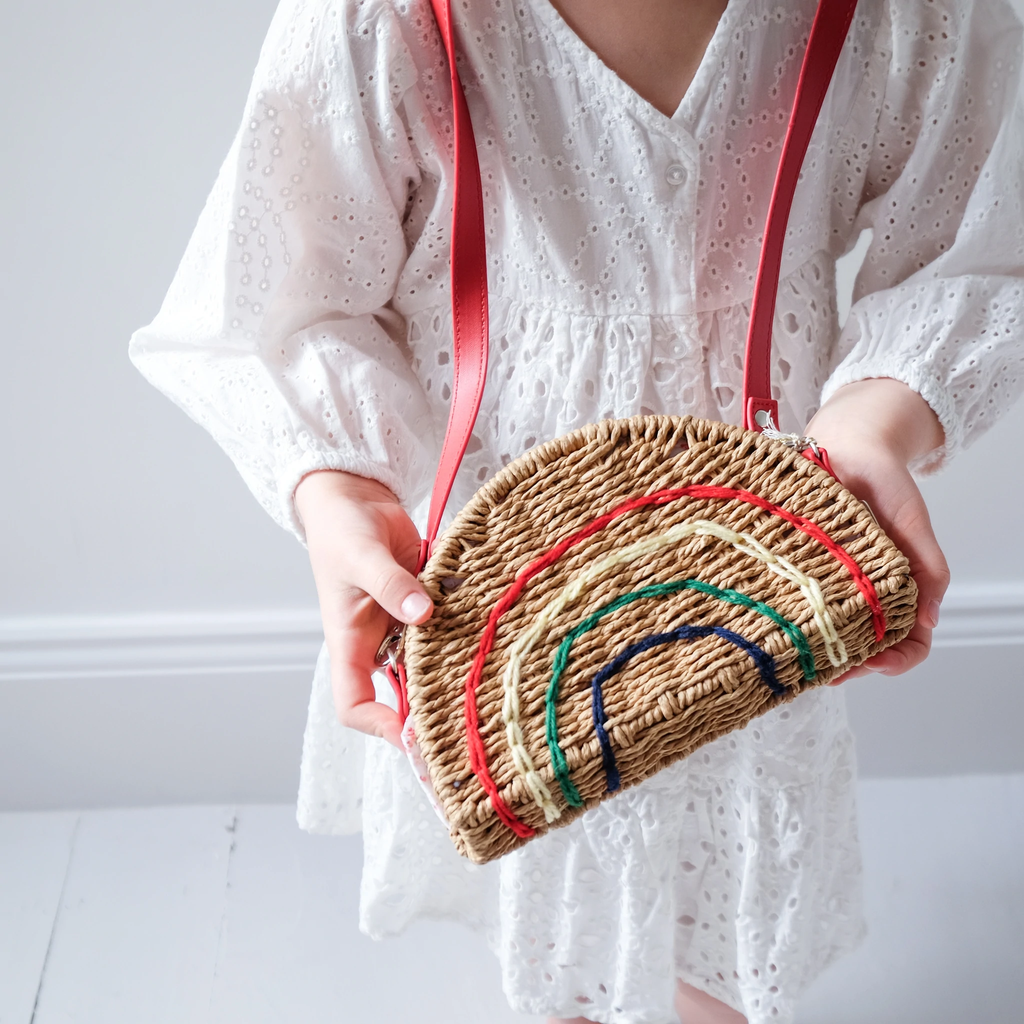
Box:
[2, 0, 1024, 809]
[0, 0, 311, 617]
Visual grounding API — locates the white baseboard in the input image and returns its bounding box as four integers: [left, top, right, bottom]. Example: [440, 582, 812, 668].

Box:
[1, 582, 1022, 683]
[0, 609, 323, 681]
[0, 610, 325, 811]
[1, 583, 1022, 810]
[927, 581, 1024, 647]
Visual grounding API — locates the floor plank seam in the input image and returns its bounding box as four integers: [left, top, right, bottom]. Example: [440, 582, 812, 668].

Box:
[208, 808, 240, 1006]
[29, 814, 80, 1024]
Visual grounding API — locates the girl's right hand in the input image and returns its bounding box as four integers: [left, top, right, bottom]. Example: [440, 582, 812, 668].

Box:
[294, 470, 434, 749]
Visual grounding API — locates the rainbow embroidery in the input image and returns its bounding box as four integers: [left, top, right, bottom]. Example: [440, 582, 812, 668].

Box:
[545, 579, 812, 809]
[500, 518, 841, 824]
[461, 486, 886, 840]
[590, 624, 781, 794]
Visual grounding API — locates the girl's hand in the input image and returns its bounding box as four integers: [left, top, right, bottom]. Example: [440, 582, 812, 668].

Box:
[802, 378, 950, 684]
[295, 470, 434, 748]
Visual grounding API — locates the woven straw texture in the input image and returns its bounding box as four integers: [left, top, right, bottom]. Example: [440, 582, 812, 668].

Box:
[403, 416, 917, 864]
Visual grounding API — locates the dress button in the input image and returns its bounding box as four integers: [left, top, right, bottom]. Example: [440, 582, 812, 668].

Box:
[665, 163, 688, 187]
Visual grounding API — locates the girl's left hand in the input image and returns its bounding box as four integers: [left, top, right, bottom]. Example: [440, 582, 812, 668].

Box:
[802, 378, 950, 685]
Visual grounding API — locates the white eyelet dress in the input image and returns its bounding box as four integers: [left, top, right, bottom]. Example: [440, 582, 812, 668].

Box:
[129, 0, 1024, 1020]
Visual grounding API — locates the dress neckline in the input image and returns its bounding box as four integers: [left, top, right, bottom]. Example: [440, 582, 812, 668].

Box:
[531, 0, 746, 131]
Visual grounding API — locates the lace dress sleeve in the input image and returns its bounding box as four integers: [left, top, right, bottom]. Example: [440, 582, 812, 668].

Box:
[129, 0, 435, 541]
[821, 0, 1024, 472]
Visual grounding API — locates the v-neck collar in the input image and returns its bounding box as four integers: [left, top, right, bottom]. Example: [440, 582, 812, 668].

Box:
[531, 0, 747, 137]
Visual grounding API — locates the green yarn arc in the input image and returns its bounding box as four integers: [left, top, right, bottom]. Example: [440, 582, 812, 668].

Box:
[543, 579, 817, 809]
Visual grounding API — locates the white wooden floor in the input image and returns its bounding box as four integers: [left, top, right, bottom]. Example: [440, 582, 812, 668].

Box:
[2, 775, 1022, 1024]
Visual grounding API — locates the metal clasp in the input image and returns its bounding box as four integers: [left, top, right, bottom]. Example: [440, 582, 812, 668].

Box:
[375, 627, 406, 672]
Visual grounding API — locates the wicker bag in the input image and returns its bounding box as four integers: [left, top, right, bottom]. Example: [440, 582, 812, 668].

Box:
[381, 0, 917, 865]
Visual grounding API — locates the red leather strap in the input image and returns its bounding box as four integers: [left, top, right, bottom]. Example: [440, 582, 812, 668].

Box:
[743, 0, 858, 431]
[386, 660, 411, 721]
[423, 0, 857, 555]
[420, 0, 491, 571]
[802, 445, 838, 478]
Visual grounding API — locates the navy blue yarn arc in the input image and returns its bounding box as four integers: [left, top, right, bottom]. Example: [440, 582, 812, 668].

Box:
[591, 625, 783, 793]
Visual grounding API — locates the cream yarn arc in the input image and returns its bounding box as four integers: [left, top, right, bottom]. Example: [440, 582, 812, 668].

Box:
[500, 517, 849, 825]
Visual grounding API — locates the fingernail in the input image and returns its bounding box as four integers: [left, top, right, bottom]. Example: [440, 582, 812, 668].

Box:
[400, 593, 432, 622]
[927, 600, 941, 629]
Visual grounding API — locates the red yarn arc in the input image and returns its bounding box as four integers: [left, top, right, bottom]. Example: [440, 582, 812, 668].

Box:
[463, 484, 887, 837]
